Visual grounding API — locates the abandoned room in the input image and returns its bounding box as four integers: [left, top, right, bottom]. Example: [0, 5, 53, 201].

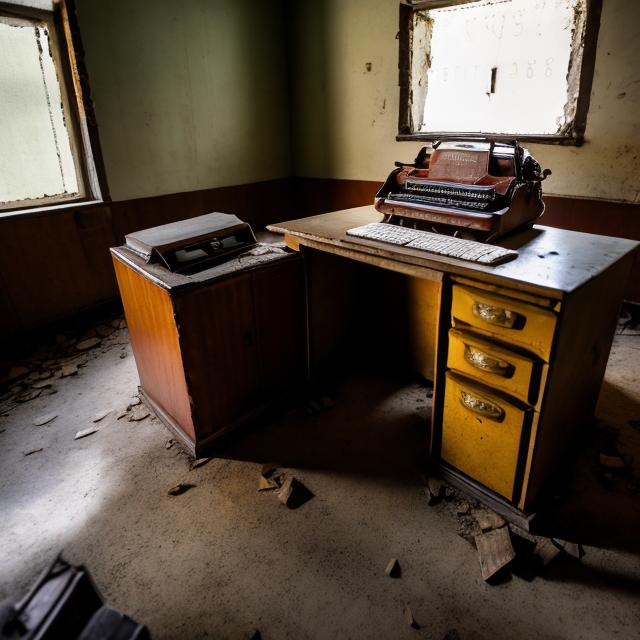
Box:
[1, 0, 639, 638]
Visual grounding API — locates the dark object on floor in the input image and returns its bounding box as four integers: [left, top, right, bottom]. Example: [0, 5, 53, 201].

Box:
[0, 555, 150, 640]
[167, 483, 195, 496]
[0, 554, 102, 639]
[77, 606, 150, 640]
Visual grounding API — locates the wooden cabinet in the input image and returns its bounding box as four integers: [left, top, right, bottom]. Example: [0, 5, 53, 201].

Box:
[111, 248, 305, 456]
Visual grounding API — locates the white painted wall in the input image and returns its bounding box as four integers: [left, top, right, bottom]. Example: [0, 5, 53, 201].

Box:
[77, 0, 291, 202]
[288, 0, 640, 203]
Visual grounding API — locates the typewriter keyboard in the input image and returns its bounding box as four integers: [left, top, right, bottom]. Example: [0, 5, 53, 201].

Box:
[346, 223, 518, 266]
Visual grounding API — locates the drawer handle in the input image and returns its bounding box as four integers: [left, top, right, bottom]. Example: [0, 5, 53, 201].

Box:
[460, 390, 505, 421]
[472, 302, 519, 328]
[464, 344, 515, 378]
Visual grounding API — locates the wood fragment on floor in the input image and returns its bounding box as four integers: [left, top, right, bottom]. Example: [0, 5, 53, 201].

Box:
[474, 527, 515, 581]
[385, 558, 401, 578]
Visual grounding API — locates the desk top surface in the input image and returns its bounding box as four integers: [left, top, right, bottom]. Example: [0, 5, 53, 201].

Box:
[268, 206, 638, 298]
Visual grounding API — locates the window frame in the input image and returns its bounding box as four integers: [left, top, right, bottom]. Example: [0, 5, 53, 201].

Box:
[397, 0, 603, 146]
[0, 0, 108, 216]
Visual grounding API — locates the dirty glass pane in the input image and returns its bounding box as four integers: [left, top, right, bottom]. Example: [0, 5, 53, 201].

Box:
[0, 17, 79, 205]
[417, 0, 584, 135]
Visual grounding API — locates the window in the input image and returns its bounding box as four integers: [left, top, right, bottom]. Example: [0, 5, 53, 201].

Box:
[398, 0, 602, 145]
[0, 1, 106, 213]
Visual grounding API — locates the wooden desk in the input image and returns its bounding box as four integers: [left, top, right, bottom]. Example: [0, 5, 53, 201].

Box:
[269, 205, 639, 523]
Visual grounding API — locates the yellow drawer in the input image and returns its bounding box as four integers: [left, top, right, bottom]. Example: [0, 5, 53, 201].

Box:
[441, 372, 532, 501]
[447, 329, 545, 406]
[451, 285, 557, 361]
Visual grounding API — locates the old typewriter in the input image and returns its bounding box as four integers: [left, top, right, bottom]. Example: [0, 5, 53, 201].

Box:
[347, 140, 550, 266]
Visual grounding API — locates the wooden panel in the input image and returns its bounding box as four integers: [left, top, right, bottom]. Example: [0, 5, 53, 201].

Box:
[451, 285, 557, 361]
[441, 372, 532, 501]
[112, 256, 195, 440]
[405, 276, 441, 381]
[520, 254, 635, 509]
[173, 273, 260, 439]
[447, 329, 544, 407]
[252, 258, 306, 395]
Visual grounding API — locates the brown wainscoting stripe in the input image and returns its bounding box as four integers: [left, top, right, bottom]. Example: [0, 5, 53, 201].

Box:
[1, 177, 638, 339]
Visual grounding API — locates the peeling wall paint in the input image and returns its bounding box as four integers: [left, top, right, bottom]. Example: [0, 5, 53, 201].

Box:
[288, 0, 640, 203]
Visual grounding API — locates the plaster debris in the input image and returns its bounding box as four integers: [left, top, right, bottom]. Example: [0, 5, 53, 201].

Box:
[277, 476, 314, 509]
[128, 406, 150, 422]
[24, 447, 43, 456]
[533, 538, 561, 567]
[474, 509, 505, 532]
[425, 476, 444, 505]
[385, 558, 401, 578]
[61, 363, 78, 377]
[165, 438, 177, 449]
[168, 483, 195, 496]
[403, 606, 419, 629]
[116, 411, 128, 420]
[258, 476, 280, 491]
[475, 527, 515, 581]
[75, 427, 99, 440]
[190, 457, 212, 471]
[261, 462, 280, 477]
[33, 413, 57, 426]
[76, 337, 101, 351]
[31, 380, 53, 389]
[92, 410, 110, 423]
[552, 538, 585, 560]
[15, 389, 42, 403]
[127, 397, 141, 410]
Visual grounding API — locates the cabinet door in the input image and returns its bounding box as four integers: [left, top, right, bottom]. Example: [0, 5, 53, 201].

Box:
[175, 273, 260, 439]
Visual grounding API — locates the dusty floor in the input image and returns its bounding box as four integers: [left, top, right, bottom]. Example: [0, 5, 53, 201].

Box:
[1, 309, 639, 640]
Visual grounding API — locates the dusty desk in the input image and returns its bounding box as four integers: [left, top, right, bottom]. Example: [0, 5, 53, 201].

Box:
[269, 205, 639, 524]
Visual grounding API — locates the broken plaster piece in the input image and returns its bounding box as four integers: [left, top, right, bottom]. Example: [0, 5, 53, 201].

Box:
[403, 606, 419, 629]
[168, 483, 195, 496]
[76, 337, 101, 351]
[33, 413, 57, 427]
[24, 447, 44, 456]
[385, 558, 401, 578]
[128, 406, 150, 422]
[75, 427, 99, 440]
[474, 509, 505, 532]
[277, 476, 314, 509]
[258, 476, 280, 492]
[92, 410, 110, 423]
[61, 364, 78, 377]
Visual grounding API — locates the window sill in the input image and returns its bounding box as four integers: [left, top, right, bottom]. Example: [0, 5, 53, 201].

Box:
[0, 198, 107, 220]
[396, 132, 584, 147]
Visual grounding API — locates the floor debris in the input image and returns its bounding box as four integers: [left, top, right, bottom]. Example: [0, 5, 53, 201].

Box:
[15, 389, 42, 403]
[33, 414, 57, 426]
[92, 410, 110, 423]
[261, 462, 280, 477]
[75, 427, 99, 440]
[165, 438, 177, 449]
[552, 538, 585, 560]
[24, 447, 43, 456]
[76, 337, 102, 351]
[533, 538, 561, 567]
[128, 406, 150, 422]
[168, 483, 195, 496]
[258, 476, 280, 491]
[190, 457, 212, 470]
[61, 364, 78, 377]
[385, 558, 401, 578]
[403, 606, 419, 629]
[474, 509, 505, 532]
[31, 380, 53, 390]
[277, 476, 314, 509]
[474, 527, 515, 581]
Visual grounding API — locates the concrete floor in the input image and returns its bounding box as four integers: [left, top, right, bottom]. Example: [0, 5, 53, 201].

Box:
[1, 311, 639, 640]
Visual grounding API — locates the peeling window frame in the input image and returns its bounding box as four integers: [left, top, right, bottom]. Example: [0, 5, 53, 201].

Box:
[397, 0, 603, 146]
[0, 0, 108, 215]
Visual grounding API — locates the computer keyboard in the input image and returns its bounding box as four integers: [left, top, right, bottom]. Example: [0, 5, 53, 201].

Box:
[345, 223, 518, 265]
